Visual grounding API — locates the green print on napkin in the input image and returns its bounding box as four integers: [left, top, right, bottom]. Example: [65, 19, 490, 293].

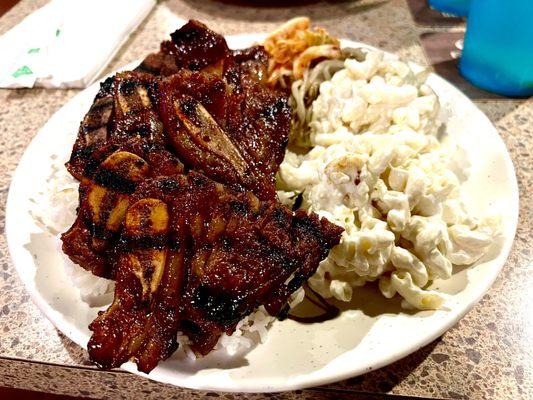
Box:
[28, 48, 40, 54]
[12, 65, 33, 78]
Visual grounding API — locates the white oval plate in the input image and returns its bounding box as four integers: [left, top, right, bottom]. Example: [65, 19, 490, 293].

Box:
[6, 34, 519, 393]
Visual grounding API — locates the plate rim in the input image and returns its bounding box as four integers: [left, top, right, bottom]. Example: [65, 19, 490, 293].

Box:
[5, 33, 520, 393]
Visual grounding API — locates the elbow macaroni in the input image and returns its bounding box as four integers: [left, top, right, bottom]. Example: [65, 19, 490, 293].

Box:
[278, 49, 499, 310]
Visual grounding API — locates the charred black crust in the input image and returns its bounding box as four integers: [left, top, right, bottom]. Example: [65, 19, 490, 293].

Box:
[98, 76, 116, 98]
[156, 177, 183, 192]
[275, 303, 290, 321]
[229, 200, 249, 216]
[293, 210, 342, 251]
[91, 224, 117, 241]
[260, 97, 290, 121]
[286, 275, 305, 292]
[168, 235, 183, 251]
[70, 143, 100, 172]
[93, 168, 137, 194]
[87, 96, 114, 115]
[119, 234, 167, 250]
[192, 285, 247, 327]
[179, 97, 198, 118]
[179, 319, 200, 335]
[258, 235, 295, 271]
[271, 206, 290, 227]
[118, 79, 139, 96]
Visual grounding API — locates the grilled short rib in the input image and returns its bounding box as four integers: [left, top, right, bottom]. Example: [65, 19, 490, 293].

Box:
[88, 172, 342, 372]
[62, 141, 183, 278]
[66, 71, 165, 180]
[66, 21, 288, 200]
[136, 20, 232, 77]
[63, 21, 290, 277]
[60, 20, 344, 372]
[156, 68, 289, 201]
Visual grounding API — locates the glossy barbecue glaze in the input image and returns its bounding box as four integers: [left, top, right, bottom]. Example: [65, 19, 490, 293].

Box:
[61, 20, 343, 373]
[88, 173, 342, 371]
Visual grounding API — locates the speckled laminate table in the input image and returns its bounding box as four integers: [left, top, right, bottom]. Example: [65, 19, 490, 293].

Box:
[0, 1, 531, 399]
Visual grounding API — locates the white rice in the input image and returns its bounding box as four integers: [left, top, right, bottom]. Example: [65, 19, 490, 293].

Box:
[30, 154, 116, 307]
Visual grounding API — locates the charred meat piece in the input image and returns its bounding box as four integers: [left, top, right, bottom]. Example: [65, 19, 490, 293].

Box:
[137, 20, 231, 77]
[136, 20, 269, 82]
[111, 72, 164, 143]
[67, 72, 163, 180]
[176, 173, 342, 354]
[67, 77, 116, 180]
[69, 136, 182, 183]
[227, 45, 269, 86]
[62, 151, 149, 279]
[156, 70, 290, 200]
[61, 216, 112, 278]
[164, 20, 230, 75]
[88, 172, 342, 369]
[62, 146, 183, 278]
[88, 197, 187, 372]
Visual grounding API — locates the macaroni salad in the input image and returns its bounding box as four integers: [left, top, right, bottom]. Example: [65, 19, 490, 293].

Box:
[278, 49, 499, 310]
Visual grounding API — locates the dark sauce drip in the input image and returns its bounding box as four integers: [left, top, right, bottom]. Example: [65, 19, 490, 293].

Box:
[287, 284, 339, 323]
[291, 193, 303, 211]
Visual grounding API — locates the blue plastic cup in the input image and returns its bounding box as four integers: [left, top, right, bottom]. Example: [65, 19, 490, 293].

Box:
[428, 0, 471, 17]
[459, 0, 533, 97]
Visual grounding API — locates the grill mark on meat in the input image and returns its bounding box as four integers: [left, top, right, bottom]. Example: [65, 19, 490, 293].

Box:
[191, 285, 245, 326]
[118, 79, 139, 96]
[88, 198, 185, 372]
[93, 169, 137, 194]
[228, 200, 249, 216]
[119, 234, 168, 250]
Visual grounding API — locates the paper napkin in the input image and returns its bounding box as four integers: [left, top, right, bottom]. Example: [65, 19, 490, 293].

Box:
[0, 0, 155, 88]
